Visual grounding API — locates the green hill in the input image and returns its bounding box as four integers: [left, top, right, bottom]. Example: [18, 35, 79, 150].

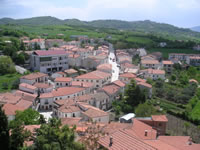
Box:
[191, 26, 200, 32]
[1, 16, 200, 41]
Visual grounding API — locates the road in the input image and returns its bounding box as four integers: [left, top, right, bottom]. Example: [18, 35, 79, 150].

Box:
[108, 44, 119, 82]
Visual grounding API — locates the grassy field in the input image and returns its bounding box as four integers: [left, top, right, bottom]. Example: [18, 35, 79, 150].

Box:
[0, 73, 21, 93]
[190, 101, 200, 121]
[148, 48, 200, 59]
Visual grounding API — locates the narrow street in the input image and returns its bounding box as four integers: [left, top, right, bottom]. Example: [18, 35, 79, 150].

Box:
[108, 44, 119, 82]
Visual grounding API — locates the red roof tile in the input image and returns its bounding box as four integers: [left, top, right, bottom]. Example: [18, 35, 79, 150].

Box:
[112, 80, 125, 87]
[21, 72, 48, 80]
[19, 83, 37, 90]
[137, 82, 152, 88]
[53, 87, 85, 97]
[55, 77, 72, 82]
[34, 50, 67, 56]
[102, 84, 120, 95]
[119, 73, 136, 78]
[76, 70, 111, 80]
[3, 103, 25, 115]
[141, 59, 159, 64]
[152, 115, 168, 122]
[162, 60, 173, 65]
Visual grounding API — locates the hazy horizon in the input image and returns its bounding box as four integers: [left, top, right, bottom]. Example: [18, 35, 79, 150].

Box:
[1, 0, 200, 28]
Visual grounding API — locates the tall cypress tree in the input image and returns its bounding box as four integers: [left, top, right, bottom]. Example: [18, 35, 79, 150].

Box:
[0, 106, 10, 150]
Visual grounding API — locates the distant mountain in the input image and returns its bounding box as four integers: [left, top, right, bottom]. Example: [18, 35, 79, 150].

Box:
[1, 16, 200, 40]
[191, 26, 200, 32]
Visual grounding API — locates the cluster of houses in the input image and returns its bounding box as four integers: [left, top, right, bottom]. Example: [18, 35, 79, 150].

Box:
[1, 35, 200, 149]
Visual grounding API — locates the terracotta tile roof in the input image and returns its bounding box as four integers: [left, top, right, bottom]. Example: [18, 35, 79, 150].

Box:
[71, 81, 94, 88]
[55, 77, 72, 82]
[21, 72, 48, 80]
[33, 83, 53, 89]
[141, 59, 159, 65]
[158, 136, 200, 150]
[102, 84, 120, 95]
[147, 69, 165, 75]
[58, 105, 80, 113]
[16, 99, 33, 109]
[99, 129, 157, 150]
[103, 122, 132, 134]
[40, 93, 54, 99]
[31, 38, 44, 42]
[144, 139, 179, 150]
[15, 90, 37, 102]
[119, 73, 136, 78]
[61, 117, 82, 126]
[53, 87, 85, 97]
[131, 119, 157, 140]
[151, 115, 168, 122]
[112, 80, 125, 87]
[121, 63, 135, 68]
[64, 68, 78, 74]
[82, 107, 108, 118]
[68, 54, 80, 58]
[137, 82, 152, 88]
[19, 83, 37, 90]
[3, 103, 25, 115]
[76, 70, 111, 80]
[0, 93, 21, 104]
[162, 60, 173, 65]
[56, 71, 66, 75]
[134, 77, 146, 83]
[97, 64, 112, 70]
[34, 50, 67, 56]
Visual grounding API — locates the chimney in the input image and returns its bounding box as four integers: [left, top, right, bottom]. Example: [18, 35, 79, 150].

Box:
[188, 137, 192, 145]
[145, 130, 148, 136]
[109, 136, 113, 147]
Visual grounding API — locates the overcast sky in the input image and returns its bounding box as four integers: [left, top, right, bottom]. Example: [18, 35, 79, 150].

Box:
[0, 0, 200, 28]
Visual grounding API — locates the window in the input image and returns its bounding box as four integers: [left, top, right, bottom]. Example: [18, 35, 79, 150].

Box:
[66, 83, 68, 86]
[65, 114, 67, 117]
[73, 113, 75, 117]
[159, 123, 162, 126]
[57, 83, 59, 85]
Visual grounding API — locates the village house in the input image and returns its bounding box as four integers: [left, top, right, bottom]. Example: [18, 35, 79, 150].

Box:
[140, 69, 165, 80]
[71, 81, 95, 94]
[20, 72, 48, 85]
[137, 82, 153, 98]
[79, 102, 109, 123]
[75, 70, 111, 88]
[97, 63, 112, 74]
[54, 77, 73, 88]
[162, 60, 174, 73]
[31, 50, 69, 73]
[186, 56, 200, 66]
[33, 83, 53, 94]
[68, 54, 82, 67]
[19, 83, 38, 95]
[51, 71, 66, 79]
[119, 73, 136, 84]
[64, 68, 78, 77]
[82, 55, 108, 69]
[39, 87, 86, 110]
[30, 38, 45, 50]
[98, 115, 200, 150]
[141, 59, 160, 69]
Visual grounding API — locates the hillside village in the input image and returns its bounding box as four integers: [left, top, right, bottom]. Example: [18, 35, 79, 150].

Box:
[1, 35, 200, 150]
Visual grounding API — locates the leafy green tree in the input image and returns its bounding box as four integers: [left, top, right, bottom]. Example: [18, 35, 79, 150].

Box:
[10, 121, 31, 150]
[0, 106, 10, 150]
[15, 52, 26, 65]
[20, 42, 26, 51]
[10, 109, 40, 126]
[33, 118, 85, 150]
[135, 101, 157, 117]
[2, 82, 9, 90]
[11, 78, 20, 89]
[0, 56, 16, 75]
[39, 115, 46, 124]
[122, 80, 146, 113]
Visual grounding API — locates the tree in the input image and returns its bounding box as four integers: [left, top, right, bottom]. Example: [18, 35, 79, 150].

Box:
[0, 106, 10, 150]
[39, 115, 46, 124]
[121, 80, 146, 113]
[10, 109, 40, 127]
[33, 118, 85, 150]
[0, 56, 16, 75]
[10, 121, 31, 150]
[11, 78, 20, 89]
[80, 122, 105, 150]
[135, 102, 157, 117]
